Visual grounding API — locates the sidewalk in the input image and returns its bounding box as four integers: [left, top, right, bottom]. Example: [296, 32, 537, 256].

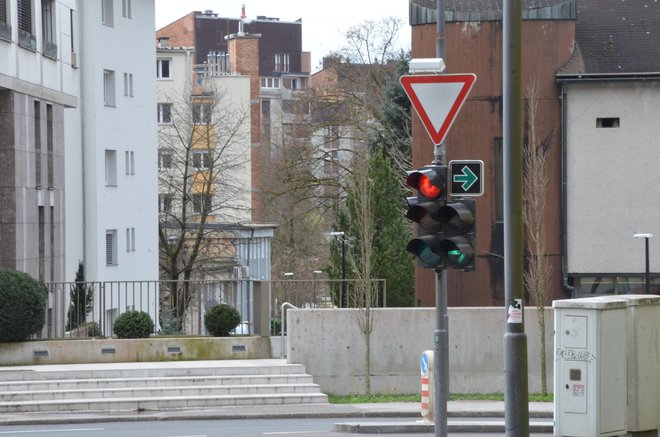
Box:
[0, 400, 554, 433]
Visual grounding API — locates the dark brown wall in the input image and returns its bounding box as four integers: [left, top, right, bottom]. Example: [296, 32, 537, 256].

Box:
[411, 19, 575, 307]
[195, 17, 302, 76]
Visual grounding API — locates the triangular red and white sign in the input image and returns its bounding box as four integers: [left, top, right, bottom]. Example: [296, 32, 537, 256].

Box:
[400, 73, 477, 145]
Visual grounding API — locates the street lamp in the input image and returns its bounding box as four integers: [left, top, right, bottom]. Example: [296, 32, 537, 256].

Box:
[329, 231, 346, 308]
[283, 272, 293, 303]
[633, 233, 653, 294]
[313, 270, 322, 307]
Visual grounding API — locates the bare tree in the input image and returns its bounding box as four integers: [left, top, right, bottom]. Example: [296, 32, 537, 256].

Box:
[344, 147, 378, 395]
[523, 78, 553, 395]
[157, 81, 250, 330]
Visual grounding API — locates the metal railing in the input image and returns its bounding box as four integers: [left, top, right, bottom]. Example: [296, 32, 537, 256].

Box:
[43, 279, 252, 339]
[41, 278, 386, 340]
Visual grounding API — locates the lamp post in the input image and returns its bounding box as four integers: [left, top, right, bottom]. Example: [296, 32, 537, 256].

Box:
[329, 231, 346, 308]
[313, 270, 322, 307]
[634, 233, 653, 294]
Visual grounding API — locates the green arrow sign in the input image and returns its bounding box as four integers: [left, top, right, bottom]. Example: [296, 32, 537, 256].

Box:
[453, 166, 477, 191]
[449, 160, 483, 196]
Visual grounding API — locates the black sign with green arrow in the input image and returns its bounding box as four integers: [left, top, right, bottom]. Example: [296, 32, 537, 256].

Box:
[449, 160, 483, 196]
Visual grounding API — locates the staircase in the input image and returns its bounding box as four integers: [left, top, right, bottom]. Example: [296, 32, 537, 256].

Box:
[0, 359, 328, 413]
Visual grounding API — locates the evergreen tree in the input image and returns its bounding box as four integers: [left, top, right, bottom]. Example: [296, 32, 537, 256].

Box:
[66, 262, 93, 331]
[329, 150, 414, 307]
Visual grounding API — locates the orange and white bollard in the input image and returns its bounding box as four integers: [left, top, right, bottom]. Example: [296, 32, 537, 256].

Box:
[420, 350, 434, 422]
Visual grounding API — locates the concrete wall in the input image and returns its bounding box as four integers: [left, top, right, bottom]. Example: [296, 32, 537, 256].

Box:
[0, 336, 270, 366]
[287, 307, 553, 395]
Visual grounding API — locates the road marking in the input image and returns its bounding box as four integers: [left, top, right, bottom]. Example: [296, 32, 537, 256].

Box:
[263, 432, 329, 435]
[0, 428, 104, 434]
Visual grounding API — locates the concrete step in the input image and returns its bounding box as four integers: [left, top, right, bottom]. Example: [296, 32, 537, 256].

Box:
[0, 360, 328, 413]
[0, 373, 314, 391]
[0, 392, 329, 413]
[1, 383, 323, 402]
[0, 362, 307, 381]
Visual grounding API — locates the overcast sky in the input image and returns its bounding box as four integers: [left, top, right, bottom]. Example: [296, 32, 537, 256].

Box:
[155, 0, 411, 70]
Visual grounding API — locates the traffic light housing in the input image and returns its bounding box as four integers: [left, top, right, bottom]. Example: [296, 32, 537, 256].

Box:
[406, 163, 476, 271]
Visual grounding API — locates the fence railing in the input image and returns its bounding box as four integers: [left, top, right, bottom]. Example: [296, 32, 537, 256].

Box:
[41, 278, 386, 340]
[44, 279, 252, 339]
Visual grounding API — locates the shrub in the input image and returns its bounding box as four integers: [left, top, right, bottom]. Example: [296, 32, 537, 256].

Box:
[0, 269, 48, 342]
[86, 321, 101, 337]
[113, 311, 153, 339]
[271, 318, 282, 336]
[204, 304, 241, 337]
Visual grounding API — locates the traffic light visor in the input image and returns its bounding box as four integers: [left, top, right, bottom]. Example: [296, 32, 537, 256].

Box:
[407, 238, 444, 268]
[407, 167, 445, 200]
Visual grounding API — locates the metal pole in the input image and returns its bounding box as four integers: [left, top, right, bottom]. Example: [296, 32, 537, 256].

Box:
[341, 237, 347, 307]
[645, 237, 650, 294]
[434, 269, 448, 437]
[503, 0, 530, 436]
[435, 2, 448, 436]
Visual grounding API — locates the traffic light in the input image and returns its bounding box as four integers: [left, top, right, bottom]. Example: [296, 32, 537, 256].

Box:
[406, 164, 476, 271]
[438, 199, 476, 270]
[406, 164, 448, 269]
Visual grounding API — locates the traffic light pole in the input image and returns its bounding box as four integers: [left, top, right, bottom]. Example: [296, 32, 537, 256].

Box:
[434, 268, 449, 437]
[503, 0, 530, 436]
[435, 2, 448, 436]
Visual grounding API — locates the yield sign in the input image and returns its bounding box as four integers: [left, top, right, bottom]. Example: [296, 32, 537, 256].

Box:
[400, 73, 477, 145]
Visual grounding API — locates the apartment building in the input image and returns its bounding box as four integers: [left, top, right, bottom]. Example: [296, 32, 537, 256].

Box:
[157, 8, 311, 223]
[0, 0, 77, 285]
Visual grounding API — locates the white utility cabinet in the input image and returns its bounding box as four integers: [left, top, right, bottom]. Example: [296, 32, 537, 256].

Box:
[617, 295, 660, 434]
[553, 296, 627, 437]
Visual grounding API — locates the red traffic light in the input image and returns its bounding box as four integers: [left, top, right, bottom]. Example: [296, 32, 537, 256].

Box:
[407, 166, 446, 200]
[418, 175, 442, 198]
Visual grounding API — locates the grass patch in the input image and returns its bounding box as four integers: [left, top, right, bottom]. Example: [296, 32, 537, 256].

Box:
[328, 393, 553, 404]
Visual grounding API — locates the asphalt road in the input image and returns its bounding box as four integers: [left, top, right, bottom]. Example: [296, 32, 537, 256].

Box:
[0, 418, 552, 437]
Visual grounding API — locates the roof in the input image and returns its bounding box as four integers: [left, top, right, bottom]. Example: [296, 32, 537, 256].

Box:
[558, 0, 660, 76]
[409, 0, 576, 24]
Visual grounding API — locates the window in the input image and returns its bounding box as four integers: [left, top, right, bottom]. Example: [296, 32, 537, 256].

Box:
[46, 104, 53, 188]
[121, 0, 131, 18]
[192, 149, 211, 169]
[192, 194, 212, 214]
[274, 53, 289, 72]
[260, 77, 280, 89]
[18, 0, 36, 49]
[106, 229, 117, 265]
[157, 59, 171, 79]
[0, 0, 9, 41]
[157, 103, 172, 124]
[125, 227, 135, 252]
[125, 150, 134, 175]
[192, 101, 212, 124]
[105, 149, 117, 186]
[158, 194, 172, 214]
[323, 125, 339, 149]
[123, 73, 133, 97]
[493, 137, 503, 222]
[597, 117, 620, 128]
[34, 101, 41, 186]
[41, 0, 56, 58]
[102, 0, 113, 26]
[103, 70, 116, 106]
[158, 149, 172, 169]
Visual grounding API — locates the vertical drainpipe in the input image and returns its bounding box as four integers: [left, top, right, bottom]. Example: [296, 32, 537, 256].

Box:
[78, 0, 87, 269]
[560, 81, 573, 295]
